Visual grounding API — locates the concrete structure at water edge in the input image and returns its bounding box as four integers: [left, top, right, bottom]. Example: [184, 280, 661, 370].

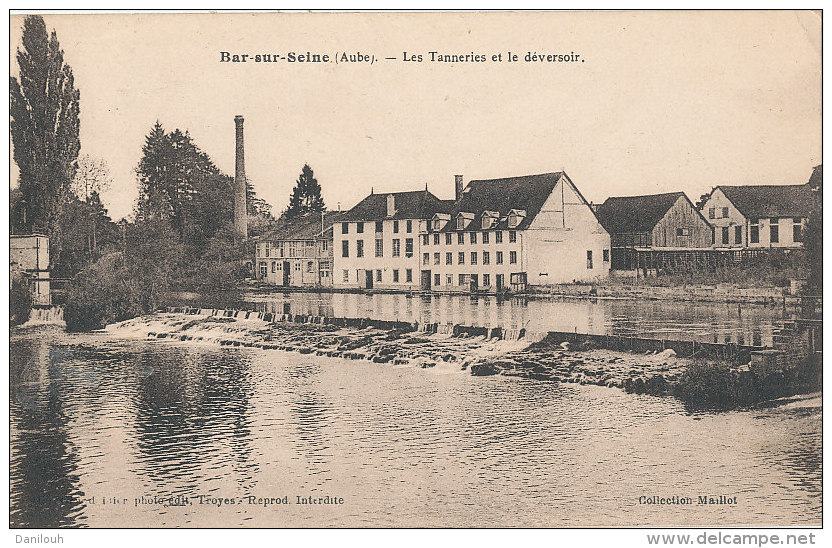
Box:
[425, 171, 610, 292]
[333, 188, 453, 290]
[10, 234, 51, 305]
[255, 211, 348, 287]
[594, 192, 713, 271]
[700, 168, 821, 250]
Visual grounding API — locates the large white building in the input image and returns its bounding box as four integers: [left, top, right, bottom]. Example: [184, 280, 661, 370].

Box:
[10, 234, 51, 305]
[333, 172, 611, 293]
[425, 172, 610, 292]
[333, 189, 452, 290]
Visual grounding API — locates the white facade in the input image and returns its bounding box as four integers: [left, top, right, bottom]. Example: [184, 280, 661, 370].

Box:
[333, 218, 425, 290]
[10, 234, 51, 305]
[703, 188, 807, 249]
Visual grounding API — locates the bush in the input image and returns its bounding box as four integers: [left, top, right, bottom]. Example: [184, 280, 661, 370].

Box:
[10, 273, 32, 326]
[674, 359, 737, 409]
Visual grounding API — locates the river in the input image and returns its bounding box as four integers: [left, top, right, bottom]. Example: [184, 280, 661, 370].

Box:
[9, 322, 821, 528]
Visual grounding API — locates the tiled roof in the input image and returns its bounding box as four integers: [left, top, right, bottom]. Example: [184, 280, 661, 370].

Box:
[259, 210, 348, 241]
[595, 192, 686, 234]
[340, 189, 451, 222]
[717, 184, 820, 219]
[440, 172, 565, 232]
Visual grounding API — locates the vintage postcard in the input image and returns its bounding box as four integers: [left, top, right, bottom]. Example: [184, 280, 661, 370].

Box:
[8, 9, 822, 535]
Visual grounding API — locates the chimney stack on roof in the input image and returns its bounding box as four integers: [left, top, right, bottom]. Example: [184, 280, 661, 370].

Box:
[386, 194, 396, 217]
[233, 115, 248, 240]
[454, 174, 464, 201]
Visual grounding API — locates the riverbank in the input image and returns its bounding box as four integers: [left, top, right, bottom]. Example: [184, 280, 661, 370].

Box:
[105, 309, 821, 410]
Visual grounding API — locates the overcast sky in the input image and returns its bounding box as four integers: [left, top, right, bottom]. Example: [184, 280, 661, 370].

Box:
[9, 11, 822, 221]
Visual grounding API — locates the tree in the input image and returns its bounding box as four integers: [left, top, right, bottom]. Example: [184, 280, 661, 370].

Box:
[284, 164, 325, 219]
[71, 154, 112, 202]
[10, 15, 81, 234]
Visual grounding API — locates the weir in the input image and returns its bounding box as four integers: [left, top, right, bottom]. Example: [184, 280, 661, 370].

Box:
[162, 306, 768, 363]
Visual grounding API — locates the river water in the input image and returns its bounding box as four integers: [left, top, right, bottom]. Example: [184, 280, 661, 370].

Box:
[10, 323, 821, 528]
[172, 290, 790, 347]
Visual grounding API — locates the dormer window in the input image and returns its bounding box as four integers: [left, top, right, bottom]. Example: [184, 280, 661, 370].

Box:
[481, 210, 499, 229]
[432, 213, 450, 232]
[507, 209, 526, 229]
[456, 212, 474, 230]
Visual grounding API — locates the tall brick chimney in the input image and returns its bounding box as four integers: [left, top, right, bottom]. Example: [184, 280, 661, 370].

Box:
[454, 174, 464, 201]
[234, 115, 248, 240]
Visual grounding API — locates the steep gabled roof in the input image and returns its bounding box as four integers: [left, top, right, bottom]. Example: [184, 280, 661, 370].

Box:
[259, 210, 348, 242]
[716, 184, 819, 219]
[595, 192, 686, 234]
[340, 189, 451, 221]
[442, 172, 564, 231]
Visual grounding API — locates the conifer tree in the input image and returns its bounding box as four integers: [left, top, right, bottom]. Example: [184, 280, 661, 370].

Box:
[285, 164, 325, 219]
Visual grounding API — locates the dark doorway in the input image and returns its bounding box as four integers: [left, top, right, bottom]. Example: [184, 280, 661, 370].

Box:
[421, 270, 431, 290]
[283, 261, 290, 286]
[365, 270, 374, 289]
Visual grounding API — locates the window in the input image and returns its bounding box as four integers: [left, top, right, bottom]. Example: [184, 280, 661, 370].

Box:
[750, 221, 759, 244]
[320, 240, 328, 251]
[709, 207, 715, 219]
[342, 240, 349, 258]
[496, 251, 504, 264]
[376, 269, 382, 282]
[423, 253, 430, 265]
[509, 231, 517, 243]
[393, 220, 399, 233]
[405, 238, 414, 257]
[483, 274, 490, 286]
[357, 222, 364, 234]
[458, 274, 467, 286]
[793, 219, 803, 243]
[676, 228, 689, 236]
[456, 216, 466, 230]
[294, 262, 301, 271]
[392, 239, 401, 257]
[259, 262, 267, 277]
[509, 251, 517, 264]
[457, 233, 464, 245]
[445, 233, 452, 245]
[471, 252, 478, 265]
[446, 274, 452, 285]
[356, 240, 364, 258]
[446, 252, 452, 265]
[279, 244, 284, 257]
[722, 207, 729, 218]
[264, 242, 271, 257]
[458, 252, 465, 265]
[342, 222, 349, 234]
[307, 261, 314, 273]
[373, 221, 382, 233]
[276, 262, 282, 270]
[770, 218, 779, 243]
[434, 273, 441, 287]
[721, 227, 729, 245]
[603, 249, 610, 262]
[734, 225, 742, 245]
[375, 238, 383, 257]
[495, 231, 503, 244]
[483, 251, 490, 265]
[433, 233, 440, 245]
[586, 250, 593, 269]
[407, 220, 412, 233]
[343, 270, 349, 282]
[483, 232, 490, 244]
[393, 269, 399, 283]
[470, 232, 477, 244]
[406, 269, 413, 282]
[434, 252, 440, 265]
[422, 234, 429, 245]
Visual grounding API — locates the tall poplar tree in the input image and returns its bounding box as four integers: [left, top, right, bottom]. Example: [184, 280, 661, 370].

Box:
[10, 15, 81, 234]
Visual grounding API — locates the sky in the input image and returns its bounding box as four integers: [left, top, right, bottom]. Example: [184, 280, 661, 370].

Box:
[8, 11, 822, 221]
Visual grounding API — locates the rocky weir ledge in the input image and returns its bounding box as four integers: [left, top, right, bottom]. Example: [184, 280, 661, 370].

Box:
[104, 307, 820, 409]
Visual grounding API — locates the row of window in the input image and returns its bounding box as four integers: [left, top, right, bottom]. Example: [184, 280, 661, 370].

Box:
[260, 240, 326, 258]
[715, 218, 802, 245]
[342, 220, 414, 235]
[340, 268, 509, 288]
[341, 238, 415, 258]
[421, 250, 517, 266]
[420, 230, 518, 246]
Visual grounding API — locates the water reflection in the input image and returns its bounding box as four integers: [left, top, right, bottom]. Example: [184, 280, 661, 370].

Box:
[239, 291, 783, 345]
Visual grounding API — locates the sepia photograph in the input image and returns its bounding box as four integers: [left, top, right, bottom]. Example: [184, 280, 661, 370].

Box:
[7, 9, 822, 533]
